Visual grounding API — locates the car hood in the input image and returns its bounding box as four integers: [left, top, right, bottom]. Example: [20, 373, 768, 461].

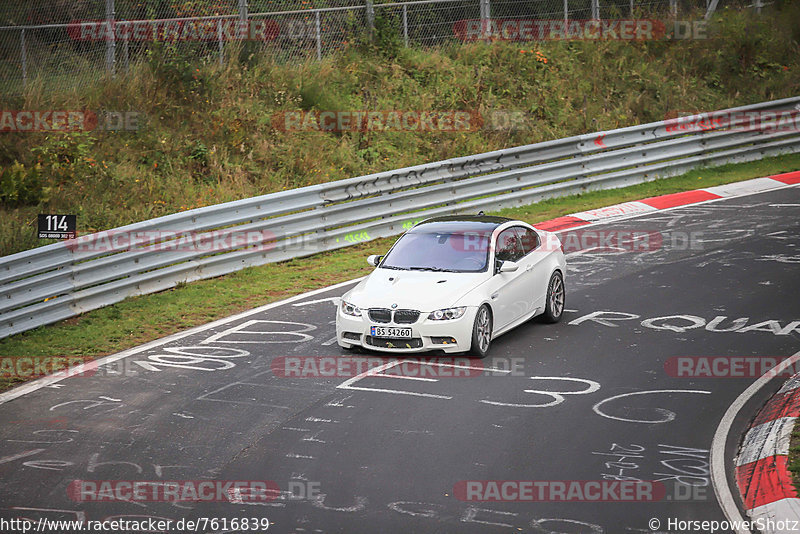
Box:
[345, 269, 488, 311]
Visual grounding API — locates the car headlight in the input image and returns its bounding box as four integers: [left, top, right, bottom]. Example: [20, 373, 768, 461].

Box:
[341, 300, 362, 317]
[428, 307, 467, 321]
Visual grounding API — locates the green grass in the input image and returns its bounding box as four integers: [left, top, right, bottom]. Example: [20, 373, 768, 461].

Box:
[1, 3, 799, 256]
[1, 151, 798, 392]
[789, 426, 800, 494]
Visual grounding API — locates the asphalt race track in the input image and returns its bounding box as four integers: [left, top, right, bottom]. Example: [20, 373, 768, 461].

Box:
[1, 185, 799, 534]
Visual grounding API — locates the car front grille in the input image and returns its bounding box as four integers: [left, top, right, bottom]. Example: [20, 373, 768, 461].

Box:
[393, 310, 420, 324]
[368, 308, 392, 323]
[367, 308, 420, 324]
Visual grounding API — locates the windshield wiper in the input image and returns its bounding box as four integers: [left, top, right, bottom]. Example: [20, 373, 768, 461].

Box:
[407, 266, 458, 272]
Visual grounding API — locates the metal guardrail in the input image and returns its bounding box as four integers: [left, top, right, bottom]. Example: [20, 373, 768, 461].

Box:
[1, 95, 799, 338]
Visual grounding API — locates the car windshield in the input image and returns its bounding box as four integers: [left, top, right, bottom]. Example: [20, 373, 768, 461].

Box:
[380, 231, 490, 273]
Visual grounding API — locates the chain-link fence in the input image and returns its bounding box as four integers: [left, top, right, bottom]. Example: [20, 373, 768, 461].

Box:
[0, 0, 747, 95]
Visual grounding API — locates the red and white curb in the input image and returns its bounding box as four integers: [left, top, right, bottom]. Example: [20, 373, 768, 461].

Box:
[736, 374, 800, 532]
[532, 170, 800, 232]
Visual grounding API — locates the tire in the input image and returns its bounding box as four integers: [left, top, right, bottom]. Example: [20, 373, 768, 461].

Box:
[541, 270, 565, 323]
[469, 304, 493, 358]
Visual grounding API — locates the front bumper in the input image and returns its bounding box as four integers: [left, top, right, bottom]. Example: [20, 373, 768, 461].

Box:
[335, 306, 477, 353]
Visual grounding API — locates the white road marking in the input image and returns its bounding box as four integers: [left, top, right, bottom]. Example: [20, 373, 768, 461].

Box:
[0, 449, 45, 464]
[336, 360, 453, 399]
[592, 390, 712, 423]
[424, 361, 511, 373]
[292, 297, 341, 307]
[380, 374, 438, 382]
[305, 417, 338, 423]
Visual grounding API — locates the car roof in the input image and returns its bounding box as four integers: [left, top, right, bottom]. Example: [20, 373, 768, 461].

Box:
[408, 215, 515, 234]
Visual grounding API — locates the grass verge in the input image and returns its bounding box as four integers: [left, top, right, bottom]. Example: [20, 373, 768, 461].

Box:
[1, 151, 798, 392]
[789, 424, 800, 494]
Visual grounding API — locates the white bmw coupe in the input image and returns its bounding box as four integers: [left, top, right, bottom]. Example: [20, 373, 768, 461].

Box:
[336, 215, 566, 357]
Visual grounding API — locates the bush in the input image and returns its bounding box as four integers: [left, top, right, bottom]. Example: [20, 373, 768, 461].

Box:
[0, 162, 46, 207]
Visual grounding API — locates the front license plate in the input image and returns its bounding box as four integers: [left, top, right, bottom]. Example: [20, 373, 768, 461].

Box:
[370, 326, 412, 338]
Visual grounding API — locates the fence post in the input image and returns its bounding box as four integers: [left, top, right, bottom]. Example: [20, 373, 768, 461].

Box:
[366, 0, 375, 39]
[239, 0, 248, 25]
[704, 0, 719, 20]
[591, 0, 599, 20]
[315, 11, 322, 61]
[754, 0, 763, 14]
[122, 23, 129, 73]
[105, 0, 115, 75]
[403, 4, 408, 47]
[669, 0, 677, 17]
[629, 0, 633, 17]
[563, 0, 568, 24]
[20, 28, 27, 89]
[218, 18, 224, 66]
[480, 0, 491, 39]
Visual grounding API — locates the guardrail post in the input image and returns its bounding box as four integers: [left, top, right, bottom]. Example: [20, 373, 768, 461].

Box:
[20, 28, 27, 88]
[315, 11, 322, 61]
[105, 0, 115, 75]
[402, 4, 408, 47]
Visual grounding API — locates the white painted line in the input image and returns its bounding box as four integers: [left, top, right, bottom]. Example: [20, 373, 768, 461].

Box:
[0, 449, 44, 465]
[336, 359, 453, 399]
[703, 177, 784, 197]
[378, 374, 439, 382]
[292, 297, 342, 307]
[305, 416, 337, 423]
[570, 201, 656, 221]
[710, 349, 800, 534]
[422, 361, 512, 373]
[0, 277, 364, 406]
[338, 385, 452, 399]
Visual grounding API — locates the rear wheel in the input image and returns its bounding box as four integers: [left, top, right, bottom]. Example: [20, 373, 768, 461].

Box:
[541, 271, 565, 323]
[469, 304, 493, 358]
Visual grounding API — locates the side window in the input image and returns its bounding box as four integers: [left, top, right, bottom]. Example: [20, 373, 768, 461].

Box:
[495, 228, 524, 263]
[517, 227, 540, 255]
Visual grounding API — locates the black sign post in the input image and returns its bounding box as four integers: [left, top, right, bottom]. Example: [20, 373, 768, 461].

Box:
[37, 214, 77, 240]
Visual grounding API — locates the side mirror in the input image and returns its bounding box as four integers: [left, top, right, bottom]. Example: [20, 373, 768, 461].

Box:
[367, 254, 383, 267]
[499, 260, 519, 273]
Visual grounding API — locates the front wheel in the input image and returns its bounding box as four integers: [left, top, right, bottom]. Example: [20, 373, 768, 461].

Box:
[541, 271, 565, 323]
[469, 304, 493, 358]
